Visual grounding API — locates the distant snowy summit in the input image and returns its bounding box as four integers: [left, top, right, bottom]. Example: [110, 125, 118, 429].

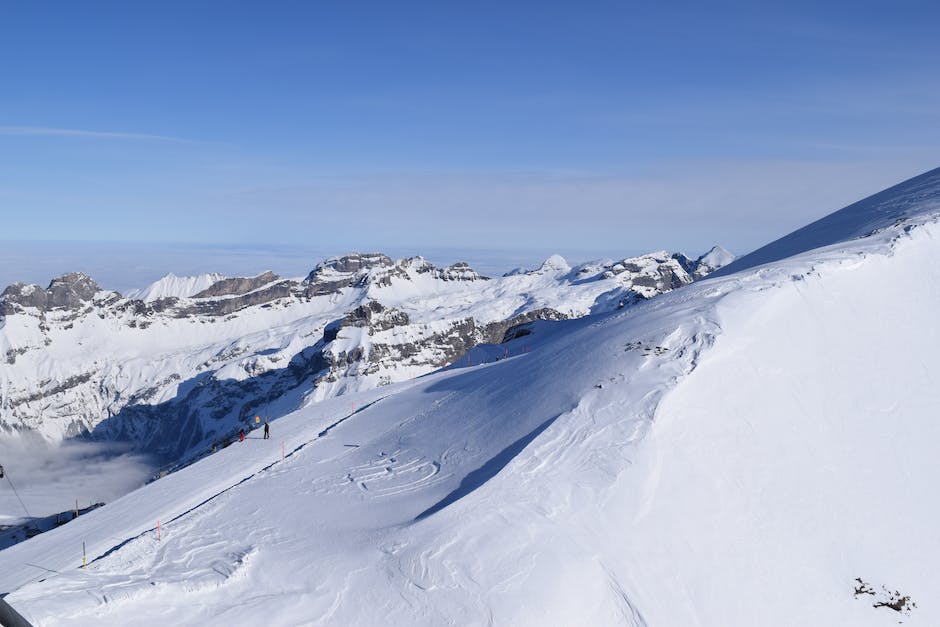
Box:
[692, 245, 735, 278]
[0, 247, 727, 454]
[125, 272, 226, 302]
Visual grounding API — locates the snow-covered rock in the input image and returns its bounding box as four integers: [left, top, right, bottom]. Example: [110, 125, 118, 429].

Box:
[125, 273, 226, 302]
[0, 249, 714, 459]
[693, 244, 735, 277]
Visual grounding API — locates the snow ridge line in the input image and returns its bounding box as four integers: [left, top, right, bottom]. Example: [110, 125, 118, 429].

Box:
[414, 414, 561, 521]
[86, 395, 392, 569]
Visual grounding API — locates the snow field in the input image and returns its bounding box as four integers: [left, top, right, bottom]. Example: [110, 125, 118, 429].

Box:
[3, 169, 940, 624]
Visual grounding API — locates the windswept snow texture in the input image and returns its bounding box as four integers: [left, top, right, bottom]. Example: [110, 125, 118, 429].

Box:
[2, 168, 940, 625]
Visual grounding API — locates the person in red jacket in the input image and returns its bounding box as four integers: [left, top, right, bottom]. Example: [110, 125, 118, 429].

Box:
[239, 429, 245, 442]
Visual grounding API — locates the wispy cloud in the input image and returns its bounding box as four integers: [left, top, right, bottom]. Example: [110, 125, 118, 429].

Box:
[0, 125, 193, 143]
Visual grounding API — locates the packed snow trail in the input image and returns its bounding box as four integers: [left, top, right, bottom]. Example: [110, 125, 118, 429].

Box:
[88, 394, 392, 568]
[0, 383, 399, 593]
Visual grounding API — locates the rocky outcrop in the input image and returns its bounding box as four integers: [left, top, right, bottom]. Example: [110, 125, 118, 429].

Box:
[1, 272, 104, 315]
[341, 300, 410, 332]
[479, 308, 567, 345]
[599, 252, 695, 299]
[436, 262, 488, 282]
[192, 271, 281, 298]
[692, 245, 735, 279]
[181, 280, 297, 317]
[316, 252, 393, 275]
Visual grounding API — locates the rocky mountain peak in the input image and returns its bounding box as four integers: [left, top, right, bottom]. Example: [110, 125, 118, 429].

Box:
[1, 272, 103, 314]
[435, 261, 487, 282]
[694, 245, 735, 278]
[318, 253, 394, 275]
[534, 254, 571, 274]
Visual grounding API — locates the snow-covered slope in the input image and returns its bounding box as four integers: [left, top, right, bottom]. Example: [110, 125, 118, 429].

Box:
[0, 249, 718, 460]
[1, 167, 939, 625]
[693, 244, 735, 277]
[125, 272, 226, 302]
[711, 166, 940, 277]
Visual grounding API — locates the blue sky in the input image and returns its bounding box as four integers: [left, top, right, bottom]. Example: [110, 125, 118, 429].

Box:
[1, 0, 938, 279]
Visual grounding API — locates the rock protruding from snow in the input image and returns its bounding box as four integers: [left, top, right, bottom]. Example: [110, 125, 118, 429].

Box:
[693, 245, 735, 279]
[310, 253, 394, 277]
[304, 253, 395, 295]
[435, 262, 487, 282]
[535, 254, 571, 274]
[1, 272, 105, 314]
[192, 271, 281, 298]
[597, 252, 696, 304]
[127, 273, 226, 302]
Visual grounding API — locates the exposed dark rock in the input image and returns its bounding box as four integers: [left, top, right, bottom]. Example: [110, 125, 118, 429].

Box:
[181, 280, 296, 317]
[11, 372, 96, 406]
[436, 262, 488, 282]
[1, 272, 102, 314]
[1, 283, 47, 314]
[671, 253, 697, 275]
[341, 301, 409, 332]
[192, 271, 280, 298]
[302, 254, 383, 295]
[480, 308, 567, 345]
[306, 253, 394, 281]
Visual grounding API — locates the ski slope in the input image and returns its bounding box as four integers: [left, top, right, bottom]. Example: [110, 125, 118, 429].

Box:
[2, 167, 940, 625]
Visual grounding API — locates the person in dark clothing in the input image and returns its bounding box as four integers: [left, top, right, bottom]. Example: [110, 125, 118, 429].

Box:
[239, 429, 245, 442]
[263, 420, 270, 439]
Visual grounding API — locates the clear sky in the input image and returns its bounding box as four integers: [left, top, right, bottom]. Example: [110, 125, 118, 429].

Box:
[1, 0, 938, 273]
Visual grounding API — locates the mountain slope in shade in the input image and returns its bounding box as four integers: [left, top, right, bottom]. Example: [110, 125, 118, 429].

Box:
[1, 170, 938, 625]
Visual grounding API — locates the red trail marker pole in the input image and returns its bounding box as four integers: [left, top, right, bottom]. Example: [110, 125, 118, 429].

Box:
[157, 519, 161, 541]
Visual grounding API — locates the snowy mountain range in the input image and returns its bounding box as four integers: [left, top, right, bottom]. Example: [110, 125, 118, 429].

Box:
[0, 247, 731, 460]
[3, 167, 940, 626]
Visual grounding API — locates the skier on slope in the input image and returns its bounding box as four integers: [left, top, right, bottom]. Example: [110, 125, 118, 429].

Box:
[263, 419, 270, 440]
[239, 429, 246, 442]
